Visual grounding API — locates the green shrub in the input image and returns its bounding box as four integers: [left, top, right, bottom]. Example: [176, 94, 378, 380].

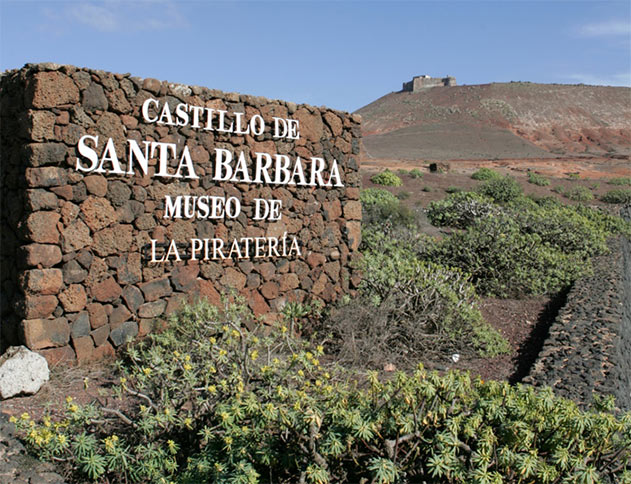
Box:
[445, 186, 463, 194]
[370, 169, 403, 187]
[360, 189, 415, 228]
[527, 171, 550, 186]
[396, 191, 410, 200]
[567, 172, 581, 180]
[360, 188, 398, 206]
[552, 185, 564, 194]
[422, 185, 433, 192]
[397, 169, 409, 177]
[563, 185, 594, 202]
[471, 167, 502, 181]
[408, 168, 424, 179]
[477, 176, 523, 203]
[427, 190, 631, 297]
[589, 182, 600, 191]
[13, 300, 631, 483]
[608, 177, 631, 186]
[601, 188, 631, 204]
[427, 191, 498, 229]
[357, 228, 507, 359]
[430, 213, 588, 297]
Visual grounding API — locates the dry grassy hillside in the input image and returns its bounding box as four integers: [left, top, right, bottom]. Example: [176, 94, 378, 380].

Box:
[356, 82, 631, 161]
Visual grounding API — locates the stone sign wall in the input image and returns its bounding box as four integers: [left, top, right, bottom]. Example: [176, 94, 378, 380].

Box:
[1, 63, 362, 365]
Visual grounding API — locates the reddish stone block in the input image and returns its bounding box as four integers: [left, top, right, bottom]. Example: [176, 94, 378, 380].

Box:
[93, 224, 133, 256]
[323, 112, 343, 136]
[260, 281, 279, 299]
[21, 317, 69, 349]
[166, 294, 187, 314]
[20, 269, 63, 295]
[21, 243, 62, 268]
[58, 284, 87, 312]
[50, 184, 73, 200]
[29, 110, 56, 141]
[91, 277, 122, 302]
[345, 221, 361, 251]
[221, 267, 247, 291]
[87, 302, 108, 329]
[343, 201, 362, 220]
[311, 273, 328, 296]
[83, 175, 108, 197]
[322, 200, 342, 221]
[171, 265, 199, 291]
[279, 273, 300, 291]
[80, 196, 118, 232]
[28, 71, 79, 108]
[307, 252, 326, 268]
[23, 212, 60, 244]
[72, 335, 95, 364]
[20, 295, 58, 319]
[258, 262, 276, 281]
[93, 342, 115, 360]
[248, 289, 270, 317]
[109, 305, 132, 328]
[198, 279, 221, 306]
[60, 219, 92, 253]
[39, 345, 76, 367]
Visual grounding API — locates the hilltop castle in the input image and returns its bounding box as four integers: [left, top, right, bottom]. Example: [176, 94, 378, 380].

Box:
[402, 75, 456, 92]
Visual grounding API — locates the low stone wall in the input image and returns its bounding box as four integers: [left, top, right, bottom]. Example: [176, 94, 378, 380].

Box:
[524, 211, 631, 411]
[1, 63, 362, 365]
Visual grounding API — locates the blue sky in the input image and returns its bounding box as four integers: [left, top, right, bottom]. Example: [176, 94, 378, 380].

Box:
[1, 0, 629, 112]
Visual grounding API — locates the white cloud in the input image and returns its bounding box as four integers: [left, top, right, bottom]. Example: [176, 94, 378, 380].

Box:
[42, 0, 188, 34]
[578, 20, 630, 37]
[70, 3, 120, 32]
[566, 72, 631, 87]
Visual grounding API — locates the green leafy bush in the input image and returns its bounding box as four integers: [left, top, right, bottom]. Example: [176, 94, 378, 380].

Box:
[356, 228, 507, 360]
[445, 186, 463, 194]
[360, 188, 398, 206]
[601, 188, 631, 204]
[370, 169, 403, 187]
[408, 168, 424, 179]
[431, 213, 588, 296]
[527, 171, 550, 186]
[422, 185, 433, 192]
[563, 185, 594, 202]
[360, 188, 415, 228]
[608, 177, 631, 186]
[396, 191, 410, 200]
[428, 192, 499, 229]
[13, 300, 631, 483]
[471, 167, 502, 181]
[477, 176, 523, 203]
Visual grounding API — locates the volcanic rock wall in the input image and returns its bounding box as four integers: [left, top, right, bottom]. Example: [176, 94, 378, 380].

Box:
[524, 220, 631, 412]
[0, 63, 362, 365]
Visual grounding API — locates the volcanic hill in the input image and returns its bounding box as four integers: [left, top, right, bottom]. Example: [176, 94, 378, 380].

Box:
[356, 82, 631, 163]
